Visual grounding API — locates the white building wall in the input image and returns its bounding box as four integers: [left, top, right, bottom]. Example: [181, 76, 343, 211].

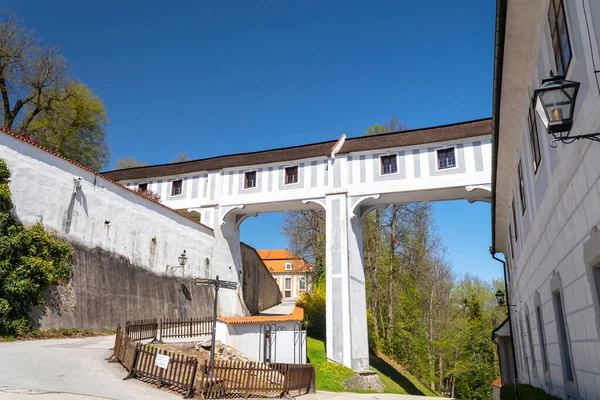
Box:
[215, 320, 303, 363]
[0, 133, 246, 317]
[501, 1, 600, 398]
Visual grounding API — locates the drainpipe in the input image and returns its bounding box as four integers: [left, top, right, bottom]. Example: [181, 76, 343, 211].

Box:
[491, 251, 519, 400]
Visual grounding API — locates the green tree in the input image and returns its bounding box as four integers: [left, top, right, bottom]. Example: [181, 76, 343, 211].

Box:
[0, 159, 73, 336]
[25, 82, 109, 171]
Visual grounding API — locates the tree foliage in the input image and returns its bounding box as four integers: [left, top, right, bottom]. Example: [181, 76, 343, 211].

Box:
[25, 82, 109, 171]
[171, 152, 190, 163]
[115, 156, 148, 169]
[0, 159, 73, 336]
[0, 12, 109, 170]
[282, 116, 505, 400]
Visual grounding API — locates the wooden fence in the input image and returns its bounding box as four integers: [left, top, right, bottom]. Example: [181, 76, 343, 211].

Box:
[125, 318, 158, 341]
[160, 317, 212, 339]
[111, 321, 314, 399]
[195, 360, 315, 399]
[131, 344, 198, 398]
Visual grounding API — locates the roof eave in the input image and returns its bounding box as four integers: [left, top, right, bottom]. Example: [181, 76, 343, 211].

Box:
[491, 0, 508, 254]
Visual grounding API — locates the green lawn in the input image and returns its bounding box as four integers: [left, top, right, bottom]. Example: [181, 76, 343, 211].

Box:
[307, 337, 440, 396]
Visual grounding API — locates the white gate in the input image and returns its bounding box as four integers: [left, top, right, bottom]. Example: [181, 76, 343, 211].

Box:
[260, 323, 307, 364]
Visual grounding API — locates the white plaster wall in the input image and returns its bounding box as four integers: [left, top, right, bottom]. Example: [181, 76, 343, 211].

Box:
[0, 133, 245, 317]
[215, 321, 303, 362]
[500, 1, 600, 398]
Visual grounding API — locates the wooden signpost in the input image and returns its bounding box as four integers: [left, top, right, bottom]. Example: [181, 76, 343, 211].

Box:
[195, 275, 238, 375]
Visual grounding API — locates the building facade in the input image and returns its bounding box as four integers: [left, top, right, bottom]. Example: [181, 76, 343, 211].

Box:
[257, 250, 311, 299]
[492, 0, 600, 398]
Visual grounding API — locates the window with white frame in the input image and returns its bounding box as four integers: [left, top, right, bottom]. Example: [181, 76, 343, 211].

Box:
[380, 155, 397, 174]
[548, 0, 572, 76]
[244, 171, 257, 188]
[525, 309, 537, 378]
[284, 277, 291, 290]
[536, 305, 549, 373]
[284, 262, 292, 271]
[553, 290, 574, 381]
[171, 180, 183, 196]
[299, 277, 306, 291]
[138, 183, 148, 191]
[285, 166, 298, 184]
[528, 103, 542, 173]
[437, 148, 456, 169]
[518, 160, 527, 214]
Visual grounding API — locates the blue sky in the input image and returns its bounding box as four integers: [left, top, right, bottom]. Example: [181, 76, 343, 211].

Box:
[11, 1, 502, 281]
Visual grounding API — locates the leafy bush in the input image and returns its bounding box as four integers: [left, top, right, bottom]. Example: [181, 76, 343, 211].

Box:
[0, 159, 73, 336]
[297, 279, 326, 339]
[501, 384, 562, 400]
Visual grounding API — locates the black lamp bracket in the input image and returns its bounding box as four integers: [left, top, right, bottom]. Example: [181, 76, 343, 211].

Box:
[550, 130, 600, 148]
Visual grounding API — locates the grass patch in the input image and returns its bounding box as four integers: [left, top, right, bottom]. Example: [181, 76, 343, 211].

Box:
[0, 327, 116, 342]
[307, 337, 439, 396]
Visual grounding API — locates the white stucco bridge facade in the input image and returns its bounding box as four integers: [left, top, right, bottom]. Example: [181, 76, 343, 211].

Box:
[103, 118, 493, 371]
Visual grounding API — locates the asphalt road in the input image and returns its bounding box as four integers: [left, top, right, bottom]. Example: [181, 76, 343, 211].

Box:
[0, 336, 442, 400]
[0, 335, 177, 400]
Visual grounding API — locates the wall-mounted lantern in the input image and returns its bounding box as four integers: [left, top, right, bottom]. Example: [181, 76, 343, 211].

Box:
[534, 73, 599, 146]
[495, 289, 506, 306]
[178, 250, 188, 268]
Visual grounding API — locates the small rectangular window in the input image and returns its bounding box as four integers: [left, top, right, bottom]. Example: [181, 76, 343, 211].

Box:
[512, 199, 519, 242]
[536, 306, 549, 373]
[285, 262, 292, 271]
[519, 318, 530, 376]
[553, 291, 574, 381]
[526, 313, 537, 377]
[380, 155, 397, 175]
[244, 171, 257, 188]
[299, 277, 306, 291]
[285, 166, 298, 185]
[509, 224, 515, 259]
[518, 161, 527, 214]
[138, 183, 148, 192]
[437, 148, 456, 169]
[529, 105, 542, 173]
[548, 0, 572, 75]
[171, 180, 183, 196]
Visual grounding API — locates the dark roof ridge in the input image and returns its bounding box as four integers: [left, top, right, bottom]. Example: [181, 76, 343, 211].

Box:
[102, 117, 492, 181]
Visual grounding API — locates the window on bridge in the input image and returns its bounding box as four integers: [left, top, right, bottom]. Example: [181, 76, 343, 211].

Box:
[437, 148, 456, 169]
[285, 166, 298, 184]
[244, 171, 257, 188]
[380, 154, 397, 174]
[171, 179, 182, 196]
[138, 183, 148, 191]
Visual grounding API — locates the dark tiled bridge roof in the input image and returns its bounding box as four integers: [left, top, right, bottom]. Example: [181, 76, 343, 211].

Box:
[102, 118, 492, 181]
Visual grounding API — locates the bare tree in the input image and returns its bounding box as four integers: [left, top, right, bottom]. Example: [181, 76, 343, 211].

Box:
[0, 12, 70, 130]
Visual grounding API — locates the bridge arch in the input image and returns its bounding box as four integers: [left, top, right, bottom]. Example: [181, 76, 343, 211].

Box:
[103, 118, 492, 371]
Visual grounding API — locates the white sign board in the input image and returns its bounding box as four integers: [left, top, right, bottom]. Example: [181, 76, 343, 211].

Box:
[155, 354, 170, 369]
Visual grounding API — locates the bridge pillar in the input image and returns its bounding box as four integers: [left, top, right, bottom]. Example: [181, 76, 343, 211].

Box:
[325, 193, 369, 371]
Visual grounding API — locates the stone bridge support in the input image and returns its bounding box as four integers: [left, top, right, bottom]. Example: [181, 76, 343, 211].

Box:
[325, 192, 372, 372]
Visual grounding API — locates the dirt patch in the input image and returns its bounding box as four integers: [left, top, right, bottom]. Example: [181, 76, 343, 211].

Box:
[151, 341, 254, 363]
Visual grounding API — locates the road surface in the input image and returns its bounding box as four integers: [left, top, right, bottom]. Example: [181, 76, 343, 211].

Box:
[0, 336, 442, 400]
